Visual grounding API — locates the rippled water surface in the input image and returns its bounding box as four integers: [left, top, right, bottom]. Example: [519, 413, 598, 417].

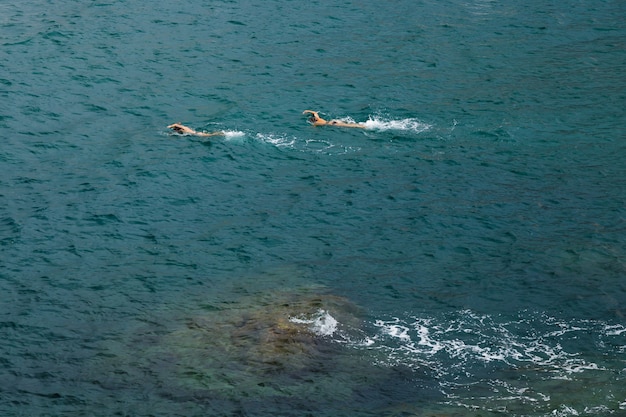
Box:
[1, 1, 625, 416]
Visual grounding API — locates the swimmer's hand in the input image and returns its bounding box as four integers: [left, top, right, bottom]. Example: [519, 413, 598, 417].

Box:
[302, 110, 319, 117]
[302, 110, 327, 126]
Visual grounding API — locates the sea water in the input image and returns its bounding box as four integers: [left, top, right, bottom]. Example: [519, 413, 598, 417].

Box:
[1, 0, 625, 416]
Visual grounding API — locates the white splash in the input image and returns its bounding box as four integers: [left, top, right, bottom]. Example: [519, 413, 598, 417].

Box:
[362, 117, 431, 133]
[289, 309, 338, 337]
[550, 405, 580, 416]
[604, 324, 626, 336]
[223, 130, 245, 139]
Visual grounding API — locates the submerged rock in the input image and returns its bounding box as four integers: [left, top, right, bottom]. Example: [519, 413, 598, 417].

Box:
[88, 287, 369, 406]
[182, 292, 363, 379]
[86, 287, 444, 415]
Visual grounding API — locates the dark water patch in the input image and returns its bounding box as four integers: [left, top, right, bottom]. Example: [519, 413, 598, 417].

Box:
[0, 217, 21, 246]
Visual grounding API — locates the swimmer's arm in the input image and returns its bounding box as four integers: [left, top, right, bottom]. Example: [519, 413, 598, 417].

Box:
[167, 123, 224, 137]
[302, 110, 328, 126]
[302, 110, 320, 118]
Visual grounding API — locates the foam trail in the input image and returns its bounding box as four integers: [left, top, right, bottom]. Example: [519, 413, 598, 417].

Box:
[223, 130, 245, 139]
[362, 117, 431, 133]
[255, 133, 296, 148]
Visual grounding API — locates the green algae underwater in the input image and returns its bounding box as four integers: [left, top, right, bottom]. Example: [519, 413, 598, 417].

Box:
[82, 269, 442, 416]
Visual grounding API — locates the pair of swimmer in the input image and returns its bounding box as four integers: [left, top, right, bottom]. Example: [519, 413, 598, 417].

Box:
[168, 110, 365, 137]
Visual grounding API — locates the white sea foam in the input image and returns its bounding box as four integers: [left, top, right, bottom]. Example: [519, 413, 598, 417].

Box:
[377, 319, 412, 342]
[255, 132, 295, 148]
[255, 133, 361, 155]
[223, 130, 245, 139]
[372, 310, 626, 416]
[550, 405, 580, 416]
[362, 117, 431, 133]
[604, 324, 626, 336]
[289, 309, 338, 337]
[355, 314, 624, 413]
[359, 310, 625, 383]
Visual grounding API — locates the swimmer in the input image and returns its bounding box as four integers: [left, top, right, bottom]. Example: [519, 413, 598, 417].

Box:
[302, 110, 366, 128]
[167, 123, 225, 137]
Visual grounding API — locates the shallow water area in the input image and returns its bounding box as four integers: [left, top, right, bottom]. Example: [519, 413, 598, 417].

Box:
[86, 283, 378, 415]
[1, 0, 626, 416]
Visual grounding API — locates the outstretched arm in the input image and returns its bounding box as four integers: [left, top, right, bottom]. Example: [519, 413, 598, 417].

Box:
[167, 123, 224, 137]
[302, 110, 328, 126]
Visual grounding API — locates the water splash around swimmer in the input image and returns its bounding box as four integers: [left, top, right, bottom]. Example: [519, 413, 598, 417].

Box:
[222, 130, 245, 139]
[362, 117, 432, 133]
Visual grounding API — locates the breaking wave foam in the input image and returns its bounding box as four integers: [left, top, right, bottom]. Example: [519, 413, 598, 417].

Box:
[286, 307, 625, 414]
[351, 310, 626, 415]
[289, 309, 338, 337]
[363, 311, 621, 377]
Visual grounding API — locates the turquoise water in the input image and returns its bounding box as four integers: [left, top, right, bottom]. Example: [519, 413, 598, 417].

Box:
[1, 0, 625, 415]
